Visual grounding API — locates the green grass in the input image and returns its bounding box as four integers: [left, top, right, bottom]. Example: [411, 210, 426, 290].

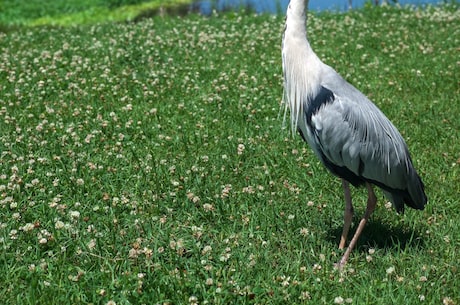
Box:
[0, 0, 192, 26]
[1, 3, 459, 305]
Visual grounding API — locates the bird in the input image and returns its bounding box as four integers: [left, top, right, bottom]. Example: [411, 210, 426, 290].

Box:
[281, 0, 427, 267]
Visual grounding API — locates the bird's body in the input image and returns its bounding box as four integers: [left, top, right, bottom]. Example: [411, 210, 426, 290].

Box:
[282, 0, 427, 266]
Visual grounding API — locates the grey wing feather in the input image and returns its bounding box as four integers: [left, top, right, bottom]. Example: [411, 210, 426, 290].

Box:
[301, 66, 427, 212]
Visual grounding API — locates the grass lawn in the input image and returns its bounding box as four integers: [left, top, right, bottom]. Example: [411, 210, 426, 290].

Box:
[0, 3, 459, 304]
[0, 0, 192, 26]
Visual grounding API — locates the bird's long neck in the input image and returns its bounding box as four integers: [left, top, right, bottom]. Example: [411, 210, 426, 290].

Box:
[284, 0, 311, 49]
[282, 0, 322, 132]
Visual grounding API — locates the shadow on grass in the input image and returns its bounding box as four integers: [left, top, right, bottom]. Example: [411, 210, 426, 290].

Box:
[0, 24, 23, 33]
[326, 219, 426, 253]
[131, 1, 258, 22]
[132, 4, 191, 21]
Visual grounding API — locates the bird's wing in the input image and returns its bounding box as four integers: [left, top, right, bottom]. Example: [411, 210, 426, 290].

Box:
[299, 69, 413, 192]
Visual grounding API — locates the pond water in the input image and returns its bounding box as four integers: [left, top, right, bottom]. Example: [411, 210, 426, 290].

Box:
[190, 0, 452, 15]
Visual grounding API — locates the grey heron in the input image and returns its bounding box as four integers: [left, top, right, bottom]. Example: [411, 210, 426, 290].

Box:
[282, 0, 427, 267]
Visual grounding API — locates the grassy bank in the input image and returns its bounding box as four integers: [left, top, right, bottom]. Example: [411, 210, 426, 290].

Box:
[0, 3, 459, 304]
[0, 0, 191, 26]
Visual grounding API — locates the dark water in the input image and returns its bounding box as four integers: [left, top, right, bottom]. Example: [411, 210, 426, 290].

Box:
[190, 0, 452, 15]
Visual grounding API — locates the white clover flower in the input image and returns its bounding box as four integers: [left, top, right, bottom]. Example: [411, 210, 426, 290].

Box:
[69, 210, 80, 219]
[237, 143, 245, 155]
[386, 266, 395, 275]
[202, 245, 212, 254]
[21, 223, 35, 232]
[55, 220, 65, 229]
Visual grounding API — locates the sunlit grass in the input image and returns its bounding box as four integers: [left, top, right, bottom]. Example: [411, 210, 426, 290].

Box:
[0, 4, 459, 304]
[0, 0, 192, 26]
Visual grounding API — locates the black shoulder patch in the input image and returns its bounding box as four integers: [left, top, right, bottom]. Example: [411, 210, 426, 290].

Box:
[305, 86, 335, 126]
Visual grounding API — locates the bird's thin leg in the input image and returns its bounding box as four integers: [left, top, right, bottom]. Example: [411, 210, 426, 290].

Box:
[339, 179, 354, 249]
[337, 183, 377, 268]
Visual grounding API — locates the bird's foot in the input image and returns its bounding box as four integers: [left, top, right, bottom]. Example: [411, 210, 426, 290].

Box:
[333, 260, 346, 270]
[334, 253, 349, 270]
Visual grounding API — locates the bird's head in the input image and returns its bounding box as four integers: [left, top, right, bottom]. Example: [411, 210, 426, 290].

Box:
[286, 0, 308, 21]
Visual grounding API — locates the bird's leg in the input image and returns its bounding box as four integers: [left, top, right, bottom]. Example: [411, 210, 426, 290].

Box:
[337, 183, 377, 268]
[339, 179, 354, 249]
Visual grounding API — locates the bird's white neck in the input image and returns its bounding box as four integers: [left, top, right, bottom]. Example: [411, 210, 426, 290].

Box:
[285, 0, 309, 40]
[283, 0, 321, 76]
[282, 0, 322, 132]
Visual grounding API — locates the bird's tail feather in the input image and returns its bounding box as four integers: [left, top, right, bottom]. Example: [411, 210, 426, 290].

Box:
[383, 191, 406, 214]
[383, 171, 427, 214]
[406, 170, 428, 210]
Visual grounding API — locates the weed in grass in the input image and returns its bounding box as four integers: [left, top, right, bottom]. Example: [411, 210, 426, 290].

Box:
[0, 3, 459, 305]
